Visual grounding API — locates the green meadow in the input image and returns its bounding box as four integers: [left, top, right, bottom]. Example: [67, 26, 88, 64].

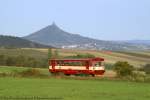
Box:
[0, 66, 150, 100]
[0, 77, 150, 100]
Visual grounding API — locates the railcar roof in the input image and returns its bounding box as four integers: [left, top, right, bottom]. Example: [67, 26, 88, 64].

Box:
[50, 57, 104, 61]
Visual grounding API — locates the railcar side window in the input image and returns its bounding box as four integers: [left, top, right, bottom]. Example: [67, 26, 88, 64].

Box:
[56, 61, 86, 66]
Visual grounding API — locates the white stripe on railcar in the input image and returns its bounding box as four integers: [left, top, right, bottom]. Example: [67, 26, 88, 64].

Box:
[49, 66, 104, 70]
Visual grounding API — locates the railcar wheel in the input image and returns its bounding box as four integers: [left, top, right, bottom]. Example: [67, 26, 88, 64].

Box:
[51, 72, 57, 76]
[91, 74, 95, 77]
[58, 72, 65, 76]
[65, 74, 70, 76]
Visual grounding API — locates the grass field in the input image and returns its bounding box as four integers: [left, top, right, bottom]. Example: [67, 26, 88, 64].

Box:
[0, 66, 50, 76]
[0, 66, 150, 100]
[0, 77, 150, 100]
[0, 66, 116, 78]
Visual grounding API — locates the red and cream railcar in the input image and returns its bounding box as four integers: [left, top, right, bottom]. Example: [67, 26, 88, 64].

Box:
[49, 57, 105, 76]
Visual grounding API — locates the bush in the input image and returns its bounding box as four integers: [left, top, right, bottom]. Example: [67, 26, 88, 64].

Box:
[113, 61, 134, 77]
[0, 72, 7, 77]
[131, 71, 146, 82]
[18, 69, 41, 77]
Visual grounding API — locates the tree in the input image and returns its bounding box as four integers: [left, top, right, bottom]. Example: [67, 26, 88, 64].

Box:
[143, 64, 150, 74]
[48, 48, 52, 59]
[25, 57, 37, 68]
[15, 55, 26, 67]
[6, 57, 16, 66]
[113, 61, 134, 77]
[0, 55, 6, 65]
[54, 49, 59, 58]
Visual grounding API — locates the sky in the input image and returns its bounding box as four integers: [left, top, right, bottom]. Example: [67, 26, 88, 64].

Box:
[0, 0, 150, 40]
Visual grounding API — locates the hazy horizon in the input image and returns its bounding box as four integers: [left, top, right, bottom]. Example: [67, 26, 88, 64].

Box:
[0, 0, 150, 40]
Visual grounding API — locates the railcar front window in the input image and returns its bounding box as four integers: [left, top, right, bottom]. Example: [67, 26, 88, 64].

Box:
[93, 62, 104, 67]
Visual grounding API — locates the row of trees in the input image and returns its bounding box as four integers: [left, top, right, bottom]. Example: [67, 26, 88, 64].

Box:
[48, 48, 96, 59]
[0, 48, 96, 68]
[0, 55, 48, 68]
[0, 48, 56, 68]
[64, 53, 95, 59]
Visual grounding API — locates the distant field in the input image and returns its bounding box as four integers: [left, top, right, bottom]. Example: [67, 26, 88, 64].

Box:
[30, 48, 150, 67]
[0, 77, 150, 100]
[0, 48, 150, 67]
[0, 48, 47, 59]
